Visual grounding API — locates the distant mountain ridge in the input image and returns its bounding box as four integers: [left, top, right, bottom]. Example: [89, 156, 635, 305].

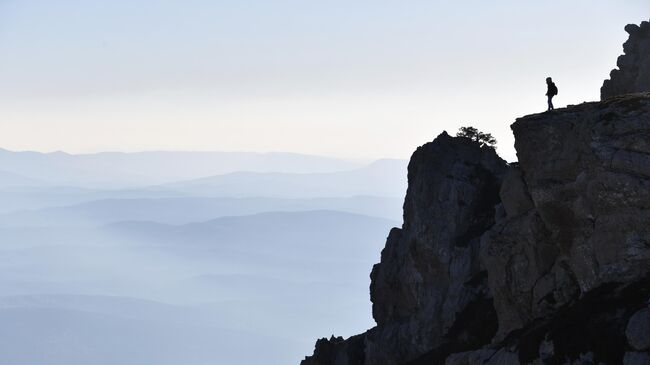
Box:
[0, 195, 402, 226]
[161, 159, 407, 198]
[105, 210, 398, 255]
[0, 149, 383, 188]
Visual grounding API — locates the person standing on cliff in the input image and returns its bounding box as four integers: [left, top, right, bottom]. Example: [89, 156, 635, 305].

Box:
[546, 77, 558, 111]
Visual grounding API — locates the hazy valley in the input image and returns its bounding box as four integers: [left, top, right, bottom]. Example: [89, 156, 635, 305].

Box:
[0, 150, 406, 364]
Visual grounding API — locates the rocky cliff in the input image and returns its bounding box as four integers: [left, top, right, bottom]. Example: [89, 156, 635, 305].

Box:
[302, 22, 650, 365]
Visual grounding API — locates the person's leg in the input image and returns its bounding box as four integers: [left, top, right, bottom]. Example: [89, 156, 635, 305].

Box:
[547, 95, 554, 110]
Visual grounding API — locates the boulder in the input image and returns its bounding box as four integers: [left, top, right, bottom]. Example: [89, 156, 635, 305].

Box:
[626, 308, 650, 351]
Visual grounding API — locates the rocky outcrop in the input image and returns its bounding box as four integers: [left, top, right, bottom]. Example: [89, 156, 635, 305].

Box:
[303, 22, 650, 365]
[367, 133, 506, 364]
[602, 20, 650, 100]
[477, 93, 650, 364]
[482, 94, 650, 341]
[302, 132, 508, 365]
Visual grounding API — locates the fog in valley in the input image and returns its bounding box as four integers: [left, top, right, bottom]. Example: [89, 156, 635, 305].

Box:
[0, 150, 406, 364]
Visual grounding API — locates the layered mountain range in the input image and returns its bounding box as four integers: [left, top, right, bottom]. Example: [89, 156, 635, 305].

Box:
[302, 20, 650, 365]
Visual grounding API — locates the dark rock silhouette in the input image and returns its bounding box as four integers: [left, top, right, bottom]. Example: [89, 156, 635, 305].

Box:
[368, 132, 506, 363]
[302, 21, 650, 365]
[301, 132, 507, 365]
[602, 20, 650, 100]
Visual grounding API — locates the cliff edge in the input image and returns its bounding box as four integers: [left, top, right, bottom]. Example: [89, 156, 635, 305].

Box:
[302, 21, 650, 365]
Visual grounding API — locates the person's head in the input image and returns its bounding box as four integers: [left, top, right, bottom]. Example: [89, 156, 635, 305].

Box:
[546, 77, 552, 84]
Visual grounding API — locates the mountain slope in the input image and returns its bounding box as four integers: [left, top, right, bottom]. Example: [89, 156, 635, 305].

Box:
[0, 149, 368, 188]
[161, 159, 407, 198]
[106, 210, 398, 258]
[0, 196, 402, 226]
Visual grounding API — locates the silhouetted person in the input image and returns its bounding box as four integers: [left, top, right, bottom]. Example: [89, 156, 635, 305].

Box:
[546, 77, 558, 111]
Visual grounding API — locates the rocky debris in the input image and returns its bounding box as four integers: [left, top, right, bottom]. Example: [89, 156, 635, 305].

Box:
[303, 22, 650, 365]
[602, 20, 650, 100]
[626, 308, 650, 351]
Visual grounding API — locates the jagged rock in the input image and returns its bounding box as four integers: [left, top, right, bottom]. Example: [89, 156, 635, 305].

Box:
[302, 133, 507, 365]
[499, 164, 534, 218]
[481, 209, 562, 337]
[300, 335, 365, 365]
[626, 308, 650, 351]
[366, 132, 506, 364]
[602, 20, 650, 100]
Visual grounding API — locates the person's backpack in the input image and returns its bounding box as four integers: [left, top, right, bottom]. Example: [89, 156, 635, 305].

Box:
[550, 83, 558, 96]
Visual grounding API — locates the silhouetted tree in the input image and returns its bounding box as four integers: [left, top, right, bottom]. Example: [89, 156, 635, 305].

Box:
[456, 126, 497, 147]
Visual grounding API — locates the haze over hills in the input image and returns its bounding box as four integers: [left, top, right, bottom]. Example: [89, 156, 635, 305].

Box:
[105, 210, 397, 257]
[161, 159, 407, 198]
[0, 195, 402, 226]
[0, 149, 375, 188]
[0, 209, 397, 364]
[0, 148, 404, 364]
[0, 302, 297, 365]
[0, 170, 46, 189]
[0, 186, 187, 214]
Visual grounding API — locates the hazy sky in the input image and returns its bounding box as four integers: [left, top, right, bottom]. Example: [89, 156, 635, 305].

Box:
[1, 1, 648, 161]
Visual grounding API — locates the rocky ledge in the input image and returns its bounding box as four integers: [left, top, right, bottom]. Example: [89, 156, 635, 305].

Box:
[302, 22, 650, 365]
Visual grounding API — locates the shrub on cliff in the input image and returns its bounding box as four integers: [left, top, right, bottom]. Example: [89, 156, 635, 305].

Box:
[456, 126, 497, 147]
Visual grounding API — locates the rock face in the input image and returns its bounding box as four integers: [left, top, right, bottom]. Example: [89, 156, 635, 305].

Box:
[303, 22, 650, 365]
[367, 133, 506, 364]
[302, 132, 508, 365]
[602, 20, 650, 100]
[482, 94, 650, 343]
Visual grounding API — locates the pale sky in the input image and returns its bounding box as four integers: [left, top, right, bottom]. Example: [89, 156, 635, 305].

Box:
[1, 1, 649, 161]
